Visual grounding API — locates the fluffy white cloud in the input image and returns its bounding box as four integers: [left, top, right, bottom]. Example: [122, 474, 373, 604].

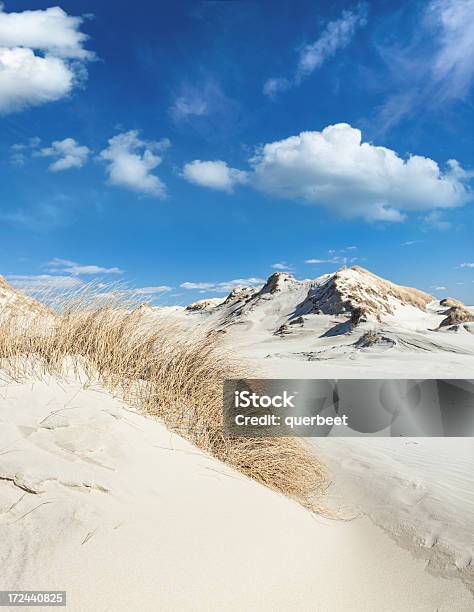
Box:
[184, 123, 473, 222]
[0, 5, 93, 114]
[38, 138, 90, 171]
[180, 277, 264, 293]
[99, 131, 170, 197]
[48, 258, 123, 275]
[263, 4, 367, 97]
[182, 160, 247, 193]
[251, 124, 471, 220]
[460, 263, 474, 269]
[0, 5, 92, 58]
[0, 47, 74, 112]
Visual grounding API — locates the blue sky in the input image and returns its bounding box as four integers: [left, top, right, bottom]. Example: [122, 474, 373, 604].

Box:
[1, 0, 473, 304]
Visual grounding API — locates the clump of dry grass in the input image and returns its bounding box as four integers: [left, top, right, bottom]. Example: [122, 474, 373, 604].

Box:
[0, 285, 328, 513]
[440, 297, 465, 309]
[439, 305, 474, 328]
[351, 266, 433, 307]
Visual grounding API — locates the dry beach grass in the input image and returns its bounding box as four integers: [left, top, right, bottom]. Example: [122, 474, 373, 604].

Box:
[0, 286, 328, 513]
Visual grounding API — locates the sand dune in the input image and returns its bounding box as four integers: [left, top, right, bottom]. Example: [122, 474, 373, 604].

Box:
[1, 376, 473, 611]
[1, 273, 473, 610]
[174, 266, 474, 378]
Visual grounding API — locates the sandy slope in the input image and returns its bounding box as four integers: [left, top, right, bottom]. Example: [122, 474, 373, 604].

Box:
[1, 376, 473, 611]
[0, 276, 51, 320]
[312, 438, 474, 590]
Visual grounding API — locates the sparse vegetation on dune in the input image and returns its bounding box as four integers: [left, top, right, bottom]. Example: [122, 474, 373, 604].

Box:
[0, 287, 328, 513]
[440, 297, 465, 309]
[439, 305, 474, 328]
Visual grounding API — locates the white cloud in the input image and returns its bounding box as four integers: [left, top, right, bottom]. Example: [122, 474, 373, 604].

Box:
[180, 282, 214, 290]
[373, 0, 474, 130]
[250, 124, 469, 220]
[182, 160, 247, 193]
[38, 138, 90, 171]
[0, 47, 74, 112]
[402, 240, 423, 246]
[99, 130, 170, 197]
[263, 4, 368, 97]
[426, 0, 474, 101]
[434, 286, 447, 291]
[0, 5, 92, 59]
[180, 277, 264, 293]
[460, 263, 474, 268]
[11, 136, 41, 151]
[0, 5, 93, 114]
[296, 4, 368, 81]
[184, 123, 472, 222]
[305, 255, 354, 265]
[271, 262, 293, 270]
[48, 258, 123, 276]
[134, 286, 172, 295]
[6, 274, 83, 291]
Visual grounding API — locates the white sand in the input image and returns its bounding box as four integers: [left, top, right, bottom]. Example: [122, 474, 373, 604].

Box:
[313, 438, 474, 579]
[0, 375, 473, 611]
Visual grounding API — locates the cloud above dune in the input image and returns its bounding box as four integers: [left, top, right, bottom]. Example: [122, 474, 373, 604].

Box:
[99, 131, 170, 197]
[271, 262, 294, 271]
[48, 258, 123, 276]
[183, 123, 473, 222]
[180, 277, 264, 293]
[38, 138, 90, 171]
[182, 160, 247, 193]
[134, 285, 172, 295]
[0, 5, 94, 113]
[305, 247, 360, 266]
